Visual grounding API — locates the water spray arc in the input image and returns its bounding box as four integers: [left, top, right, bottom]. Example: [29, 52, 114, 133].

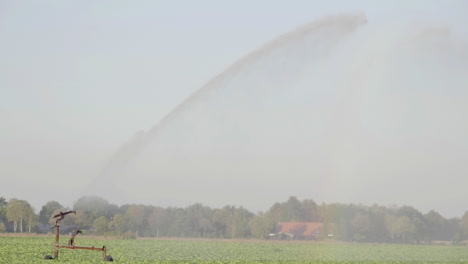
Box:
[91, 13, 367, 196]
[89, 12, 468, 215]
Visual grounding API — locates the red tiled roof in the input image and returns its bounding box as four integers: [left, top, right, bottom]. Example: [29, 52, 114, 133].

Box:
[276, 222, 324, 237]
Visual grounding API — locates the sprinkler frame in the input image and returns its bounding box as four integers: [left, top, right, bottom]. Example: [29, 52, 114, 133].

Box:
[44, 210, 113, 261]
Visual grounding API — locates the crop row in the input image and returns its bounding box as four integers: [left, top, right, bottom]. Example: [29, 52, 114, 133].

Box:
[1, 237, 468, 263]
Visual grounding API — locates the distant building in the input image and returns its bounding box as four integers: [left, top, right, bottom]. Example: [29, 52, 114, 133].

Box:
[272, 222, 332, 240]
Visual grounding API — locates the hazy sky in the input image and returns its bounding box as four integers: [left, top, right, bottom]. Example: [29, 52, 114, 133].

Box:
[1, 1, 468, 217]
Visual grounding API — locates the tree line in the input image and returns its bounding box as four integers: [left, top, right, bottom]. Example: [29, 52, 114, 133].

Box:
[1, 195, 468, 244]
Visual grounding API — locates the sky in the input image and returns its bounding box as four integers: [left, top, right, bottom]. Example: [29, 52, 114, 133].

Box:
[1, 1, 468, 217]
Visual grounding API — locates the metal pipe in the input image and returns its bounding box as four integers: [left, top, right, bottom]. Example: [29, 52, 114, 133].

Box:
[58, 245, 106, 251]
[46, 211, 111, 261]
[54, 224, 60, 259]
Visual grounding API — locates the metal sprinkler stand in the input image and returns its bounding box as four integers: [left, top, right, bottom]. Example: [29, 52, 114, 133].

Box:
[44, 210, 113, 261]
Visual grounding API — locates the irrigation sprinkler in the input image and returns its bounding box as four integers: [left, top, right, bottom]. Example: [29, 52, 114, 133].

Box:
[44, 210, 113, 261]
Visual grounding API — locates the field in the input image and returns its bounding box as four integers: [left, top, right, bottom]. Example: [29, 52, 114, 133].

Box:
[1, 236, 468, 263]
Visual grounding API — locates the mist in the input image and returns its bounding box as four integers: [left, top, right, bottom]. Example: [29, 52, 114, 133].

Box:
[93, 14, 468, 217]
[1, 1, 468, 218]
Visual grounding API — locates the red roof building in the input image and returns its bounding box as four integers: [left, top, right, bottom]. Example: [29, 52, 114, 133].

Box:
[275, 222, 325, 239]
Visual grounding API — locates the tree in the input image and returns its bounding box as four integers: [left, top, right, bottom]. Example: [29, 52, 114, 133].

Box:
[231, 207, 253, 238]
[73, 210, 89, 228]
[48, 208, 76, 227]
[411, 217, 426, 244]
[186, 203, 214, 238]
[268, 196, 304, 222]
[6, 199, 20, 232]
[168, 208, 191, 237]
[352, 213, 371, 242]
[446, 217, 462, 243]
[73, 196, 118, 227]
[283, 196, 303, 221]
[423, 210, 445, 242]
[301, 199, 320, 222]
[146, 207, 169, 237]
[459, 211, 468, 239]
[6, 199, 34, 233]
[39, 201, 63, 224]
[0, 197, 7, 231]
[394, 216, 414, 242]
[212, 206, 252, 238]
[124, 205, 146, 236]
[25, 208, 37, 233]
[93, 216, 109, 234]
[108, 213, 126, 235]
[249, 212, 276, 239]
[367, 205, 388, 242]
[385, 214, 398, 241]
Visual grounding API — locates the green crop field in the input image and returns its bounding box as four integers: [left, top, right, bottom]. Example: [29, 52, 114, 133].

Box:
[1, 236, 468, 263]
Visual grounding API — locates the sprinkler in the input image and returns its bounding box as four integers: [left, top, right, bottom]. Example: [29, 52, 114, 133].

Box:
[43, 210, 113, 261]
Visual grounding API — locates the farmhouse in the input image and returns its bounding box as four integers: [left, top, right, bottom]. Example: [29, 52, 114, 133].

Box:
[272, 222, 331, 240]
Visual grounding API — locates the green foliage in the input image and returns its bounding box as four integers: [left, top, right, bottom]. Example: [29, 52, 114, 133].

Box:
[38, 201, 63, 224]
[0, 197, 7, 232]
[48, 208, 75, 226]
[459, 211, 468, 239]
[249, 212, 276, 238]
[73, 196, 119, 227]
[0, 195, 466, 244]
[93, 216, 109, 234]
[212, 206, 252, 238]
[269, 196, 320, 223]
[108, 213, 125, 235]
[124, 204, 146, 235]
[6, 198, 35, 233]
[351, 213, 370, 241]
[2, 236, 468, 263]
